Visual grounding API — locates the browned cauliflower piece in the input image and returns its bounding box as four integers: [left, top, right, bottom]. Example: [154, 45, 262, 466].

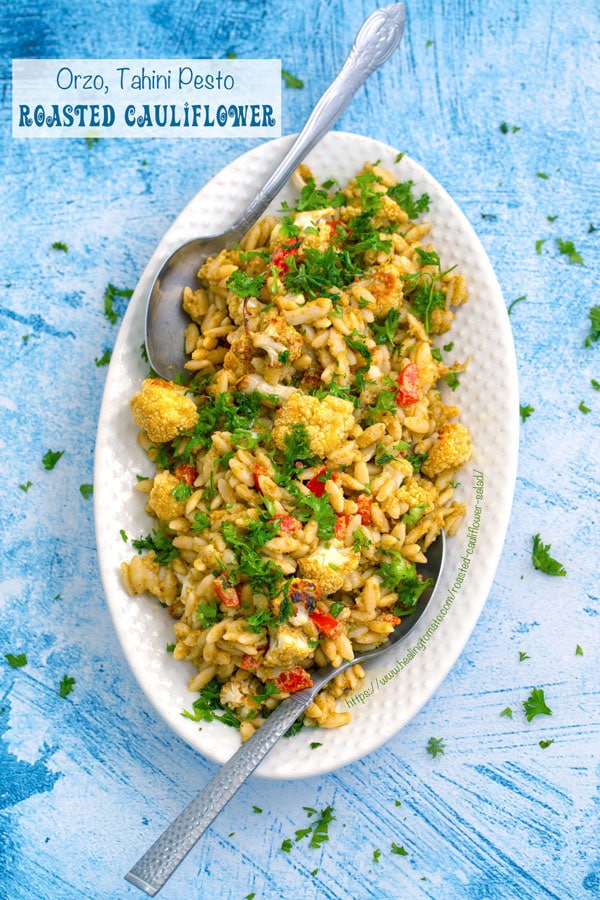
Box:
[298, 544, 360, 595]
[394, 476, 436, 512]
[263, 623, 313, 668]
[148, 470, 188, 522]
[251, 314, 304, 366]
[272, 393, 355, 458]
[130, 378, 198, 443]
[421, 423, 472, 478]
[223, 331, 255, 376]
[359, 265, 403, 318]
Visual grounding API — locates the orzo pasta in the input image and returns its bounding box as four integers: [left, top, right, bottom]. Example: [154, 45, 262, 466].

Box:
[121, 161, 471, 740]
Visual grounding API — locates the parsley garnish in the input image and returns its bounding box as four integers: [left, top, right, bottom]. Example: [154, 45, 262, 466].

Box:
[79, 483, 93, 499]
[132, 525, 179, 565]
[5, 652, 27, 668]
[426, 737, 445, 758]
[500, 707, 513, 719]
[519, 404, 535, 421]
[226, 269, 266, 299]
[104, 283, 133, 325]
[523, 687, 552, 722]
[539, 739, 554, 749]
[19, 481, 33, 493]
[556, 237, 583, 265]
[94, 349, 111, 366]
[351, 528, 372, 553]
[391, 843, 409, 856]
[371, 308, 401, 345]
[172, 482, 193, 501]
[507, 294, 527, 315]
[585, 306, 600, 346]
[195, 599, 221, 629]
[52, 241, 68, 252]
[59, 675, 76, 698]
[289, 486, 336, 541]
[182, 677, 240, 729]
[579, 400, 591, 414]
[379, 551, 431, 613]
[42, 449, 64, 470]
[519, 651, 530, 662]
[531, 534, 566, 576]
[282, 69, 304, 89]
[281, 839, 293, 852]
[387, 180, 430, 219]
[576, 644, 584, 656]
[221, 521, 284, 599]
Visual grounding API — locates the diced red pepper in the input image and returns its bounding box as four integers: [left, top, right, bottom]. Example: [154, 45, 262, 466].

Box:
[356, 494, 373, 526]
[396, 362, 420, 406]
[275, 666, 313, 693]
[272, 514, 302, 533]
[289, 578, 321, 611]
[334, 513, 350, 540]
[214, 575, 241, 608]
[174, 463, 197, 486]
[381, 613, 402, 626]
[309, 608, 341, 638]
[253, 463, 269, 494]
[271, 238, 300, 274]
[240, 653, 262, 670]
[306, 467, 336, 498]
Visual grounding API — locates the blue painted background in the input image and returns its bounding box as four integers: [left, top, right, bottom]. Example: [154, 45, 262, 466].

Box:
[1, 1, 599, 898]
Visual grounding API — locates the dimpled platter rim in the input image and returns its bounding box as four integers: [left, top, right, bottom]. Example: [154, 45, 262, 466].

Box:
[94, 131, 519, 779]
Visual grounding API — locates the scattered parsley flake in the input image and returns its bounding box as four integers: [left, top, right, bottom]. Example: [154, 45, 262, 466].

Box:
[519, 651, 530, 662]
[19, 481, 33, 492]
[252, 805, 263, 814]
[507, 294, 527, 315]
[519, 404, 535, 421]
[166, 643, 175, 653]
[104, 283, 133, 325]
[591, 379, 600, 391]
[79, 483, 93, 499]
[281, 838, 293, 852]
[195, 599, 221, 629]
[578, 400, 591, 414]
[426, 736, 445, 758]
[310, 742, 323, 749]
[535, 238, 547, 254]
[311, 868, 319, 876]
[547, 214, 558, 222]
[444, 372, 460, 391]
[119, 529, 128, 542]
[52, 241, 68, 252]
[532, 534, 566, 576]
[500, 707, 513, 719]
[499, 122, 520, 134]
[576, 644, 583, 656]
[282, 69, 303, 88]
[536, 171, 549, 179]
[373, 849, 382, 863]
[181, 677, 240, 729]
[391, 843, 409, 856]
[539, 739, 554, 749]
[85, 135, 99, 148]
[59, 675, 76, 698]
[132, 525, 179, 565]
[585, 306, 600, 346]
[523, 687, 552, 722]
[42, 449, 64, 470]
[556, 237, 583, 265]
[95, 349, 111, 366]
[5, 652, 27, 668]
[394, 151, 405, 163]
[589, 223, 598, 233]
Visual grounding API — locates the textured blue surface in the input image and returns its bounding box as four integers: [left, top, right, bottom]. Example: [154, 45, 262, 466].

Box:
[1, 1, 599, 898]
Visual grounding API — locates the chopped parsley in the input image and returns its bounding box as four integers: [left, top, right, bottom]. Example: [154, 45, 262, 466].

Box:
[539, 739, 554, 749]
[281, 838, 293, 852]
[171, 482, 193, 501]
[373, 848, 382, 863]
[531, 534, 566, 576]
[507, 294, 527, 315]
[132, 525, 179, 565]
[444, 372, 460, 391]
[289, 486, 336, 541]
[19, 481, 33, 493]
[579, 400, 591, 414]
[556, 237, 583, 265]
[310, 742, 323, 750]
[226, 269, 266, 299]
[52, 241, 68, 252]
[386, 180, 430, 220]
[191, 512, 210, 532]
[379, 551, 431, 614]
[195, 599, 221, 629]
[499, 122, 520, 134]
[352, 527, 372, 553]
[42, 449, 64, 470]
[181, 677, 240, 729]
[519, 651, 530, 662]
[585, 306, 600, 347]
[371, 308, 401, 345]
[576, 644, 584, 656]
[391, 843, 409, 856]
[523, 687, 552, 722]
[426, 736, 445, 758]
[104, 283, 133, 325]
[79, 483, 93, 499]
[94, 349, 111, 366]
[59, 675, 76, 698]
[282, 69, 304, 89]
[221, 521, 284, 599]
[535, 238, 547, 255]
[519, 404, 535, 422]
[500, 707, 513, 719]
[5, 652, 27, 668]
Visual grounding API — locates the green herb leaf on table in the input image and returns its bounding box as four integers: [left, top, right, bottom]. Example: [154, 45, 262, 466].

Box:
[519, 404, 535, 421]
[523, 687, 552, 722]
[531, 534, 566, 576]
[79, 484, 93, 499]
[556, 237, 583, 265]
[426, 736, 445, 758]
[104, 283, 133, 325]
[59, 675, 76, 698]
[42, 449, 64, 470]
[282, 69, 304, 88]
[5, 652, 27, 668]
[585, 306, 600, 346]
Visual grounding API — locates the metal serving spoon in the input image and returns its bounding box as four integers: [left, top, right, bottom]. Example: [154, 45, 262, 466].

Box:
[145, 2, 407, 381]
[125, 532, 445, 895]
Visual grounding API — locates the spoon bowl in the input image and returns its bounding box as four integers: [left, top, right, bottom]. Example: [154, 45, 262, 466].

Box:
[126, 531, 445, 896]
[144, 2, 407, 381]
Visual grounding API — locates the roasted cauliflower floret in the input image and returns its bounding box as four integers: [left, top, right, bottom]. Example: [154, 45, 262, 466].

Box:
[421, 423, 472, 478]
[251, 314, 304, 366]
[223, 331, 255, 376]
[394, 476, 436, 513]
[148, 470, 188, 522]
[130, 378, 198, 444]
[219, 673, 262, 713]
[359, 265, 403, 318]
[263, 623, 313, 668]
[298, 544, 360, 595]
[272, 393, 355, 458]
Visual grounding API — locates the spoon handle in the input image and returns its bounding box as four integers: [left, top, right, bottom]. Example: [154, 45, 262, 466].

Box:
[124, 690, 312, 896]
[232, 2, 406, 234]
